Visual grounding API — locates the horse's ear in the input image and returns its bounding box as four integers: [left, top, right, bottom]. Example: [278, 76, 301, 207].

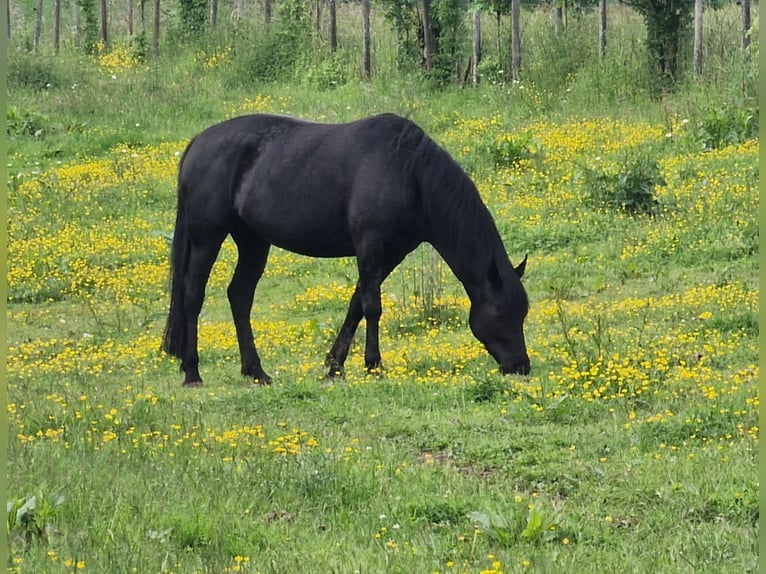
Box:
[514, 254, 528, 279]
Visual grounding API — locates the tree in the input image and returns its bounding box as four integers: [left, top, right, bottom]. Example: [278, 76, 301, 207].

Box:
[99, 0, 107, 47]
[693, 0, 702, 76]
[153, 0, 160, 56]
[472, 5, 481, 85]
[178, 0, 207, 33]
[329, 0, 337, 52]
[54, 0, 61, 53]
[554, 2, 563, 34]
[741, 0, 751, 59]
[75, 0, 81, 46]
[78, 0, 99, 52]
[362, 0, 372, 77]
[421, 0, 435, 72]
[620, 0, 692, 85]
[33, 0, 42, 53]
[128, 0, 134, 36]
[510, 0, 520, 80]
[598, 0, 606, 57]
[210, 0, 218, 27]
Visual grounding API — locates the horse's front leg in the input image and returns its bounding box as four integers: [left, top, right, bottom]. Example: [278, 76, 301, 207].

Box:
[359, 276, 384, 375]
[326, 283, 364, 378]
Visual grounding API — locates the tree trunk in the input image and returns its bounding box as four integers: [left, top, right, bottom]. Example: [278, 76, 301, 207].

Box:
[54, 0, 61, 53]
[152, 0, 160, 56]
[472, 8, 481, 86]
[74, 0, 81, 46]
[598, 0, 606, 57]
[329, 0, 337, 53]
[395, 26, 402, 70]
[693, 0, 702, 77]
[210, 0, 218, 27]
[554, 5, 563, 34]
[741, 0, 751, 59]
[236, 0, 244, 20]
[511, 0, 521, 81]
[264, 0, 272, 24]
[7, 0, 10, 39]
[422, 0, 435, 72]
[128, 0, 133, 36]
[33, 0, 43, 53]
[362, 0, 371, 78]
[495, 11, 501, 60]
[99, 0, 107, 48]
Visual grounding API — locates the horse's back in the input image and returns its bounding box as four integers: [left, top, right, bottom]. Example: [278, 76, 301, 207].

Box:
[178, 114, 427, 257]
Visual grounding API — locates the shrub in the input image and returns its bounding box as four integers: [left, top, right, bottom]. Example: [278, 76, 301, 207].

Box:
[577, 153, 665, 214]
[8, 52, 64, 90]
[487, 132, 535, 168]
[691, 105, 759, 151]
[223, 27, 308, 87]
[301, 53, 350, 90]
[7, 107, 48, 139]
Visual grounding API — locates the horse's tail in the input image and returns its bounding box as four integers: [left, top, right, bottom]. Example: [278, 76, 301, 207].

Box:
[161, 141, 195, 359]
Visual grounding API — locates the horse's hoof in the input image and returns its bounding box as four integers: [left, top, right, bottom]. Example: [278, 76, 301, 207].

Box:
[183, 380, 203, 388]
[253, 376, 273, 386]
[325, 368, 345, 380]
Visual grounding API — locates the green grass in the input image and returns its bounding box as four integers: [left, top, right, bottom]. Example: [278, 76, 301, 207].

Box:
[6, 8, 759, 573]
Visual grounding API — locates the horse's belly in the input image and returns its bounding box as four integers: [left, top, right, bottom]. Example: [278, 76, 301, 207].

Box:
[248, 214, 356, 258]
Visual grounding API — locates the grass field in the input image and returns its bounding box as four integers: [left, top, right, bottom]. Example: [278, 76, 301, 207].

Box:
[6, 21, 760, 574]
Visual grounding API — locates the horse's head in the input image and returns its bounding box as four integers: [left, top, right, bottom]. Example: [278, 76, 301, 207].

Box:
[469, 255, 530, 376]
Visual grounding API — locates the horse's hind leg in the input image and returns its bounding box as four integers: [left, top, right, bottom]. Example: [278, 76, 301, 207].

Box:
[228, 222, 272, 384]
[181, 233, 227, 386]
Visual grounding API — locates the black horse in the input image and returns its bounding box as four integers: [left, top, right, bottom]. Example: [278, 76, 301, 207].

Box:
[162, 113, 530, 386]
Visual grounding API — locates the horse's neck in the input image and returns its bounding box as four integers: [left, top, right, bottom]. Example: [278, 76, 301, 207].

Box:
[427, 202, 505, 294]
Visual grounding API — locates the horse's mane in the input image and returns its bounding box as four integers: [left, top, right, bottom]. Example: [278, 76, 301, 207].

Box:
[392, 117, 508, 272]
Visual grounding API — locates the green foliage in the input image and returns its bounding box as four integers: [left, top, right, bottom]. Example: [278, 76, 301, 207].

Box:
[223, 27, 308, 86]
[577, 153, 665, 214]
[178, 0, 209, 34]
[77, 0, 100, 54]
[277, 0, 311, 30]
[408, 499, 472, 525]
[430, 0, 470, 83]
[378, 0, 470, 83]
[468, 502, 562, 546]
[691, 105, 759, 150]
[623, 0, 693, 88]
[7, 490, 66, 544]
[465, 376, 507, 403]
[487, 132, 534, 168]
[476, 55, 504, 84]
[521, 14, 596, 95]
[7, 106, 48, 139]
[8, 51, 65, 90]
[131, 31, 149, 62]
[300, 52, 350, 90]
